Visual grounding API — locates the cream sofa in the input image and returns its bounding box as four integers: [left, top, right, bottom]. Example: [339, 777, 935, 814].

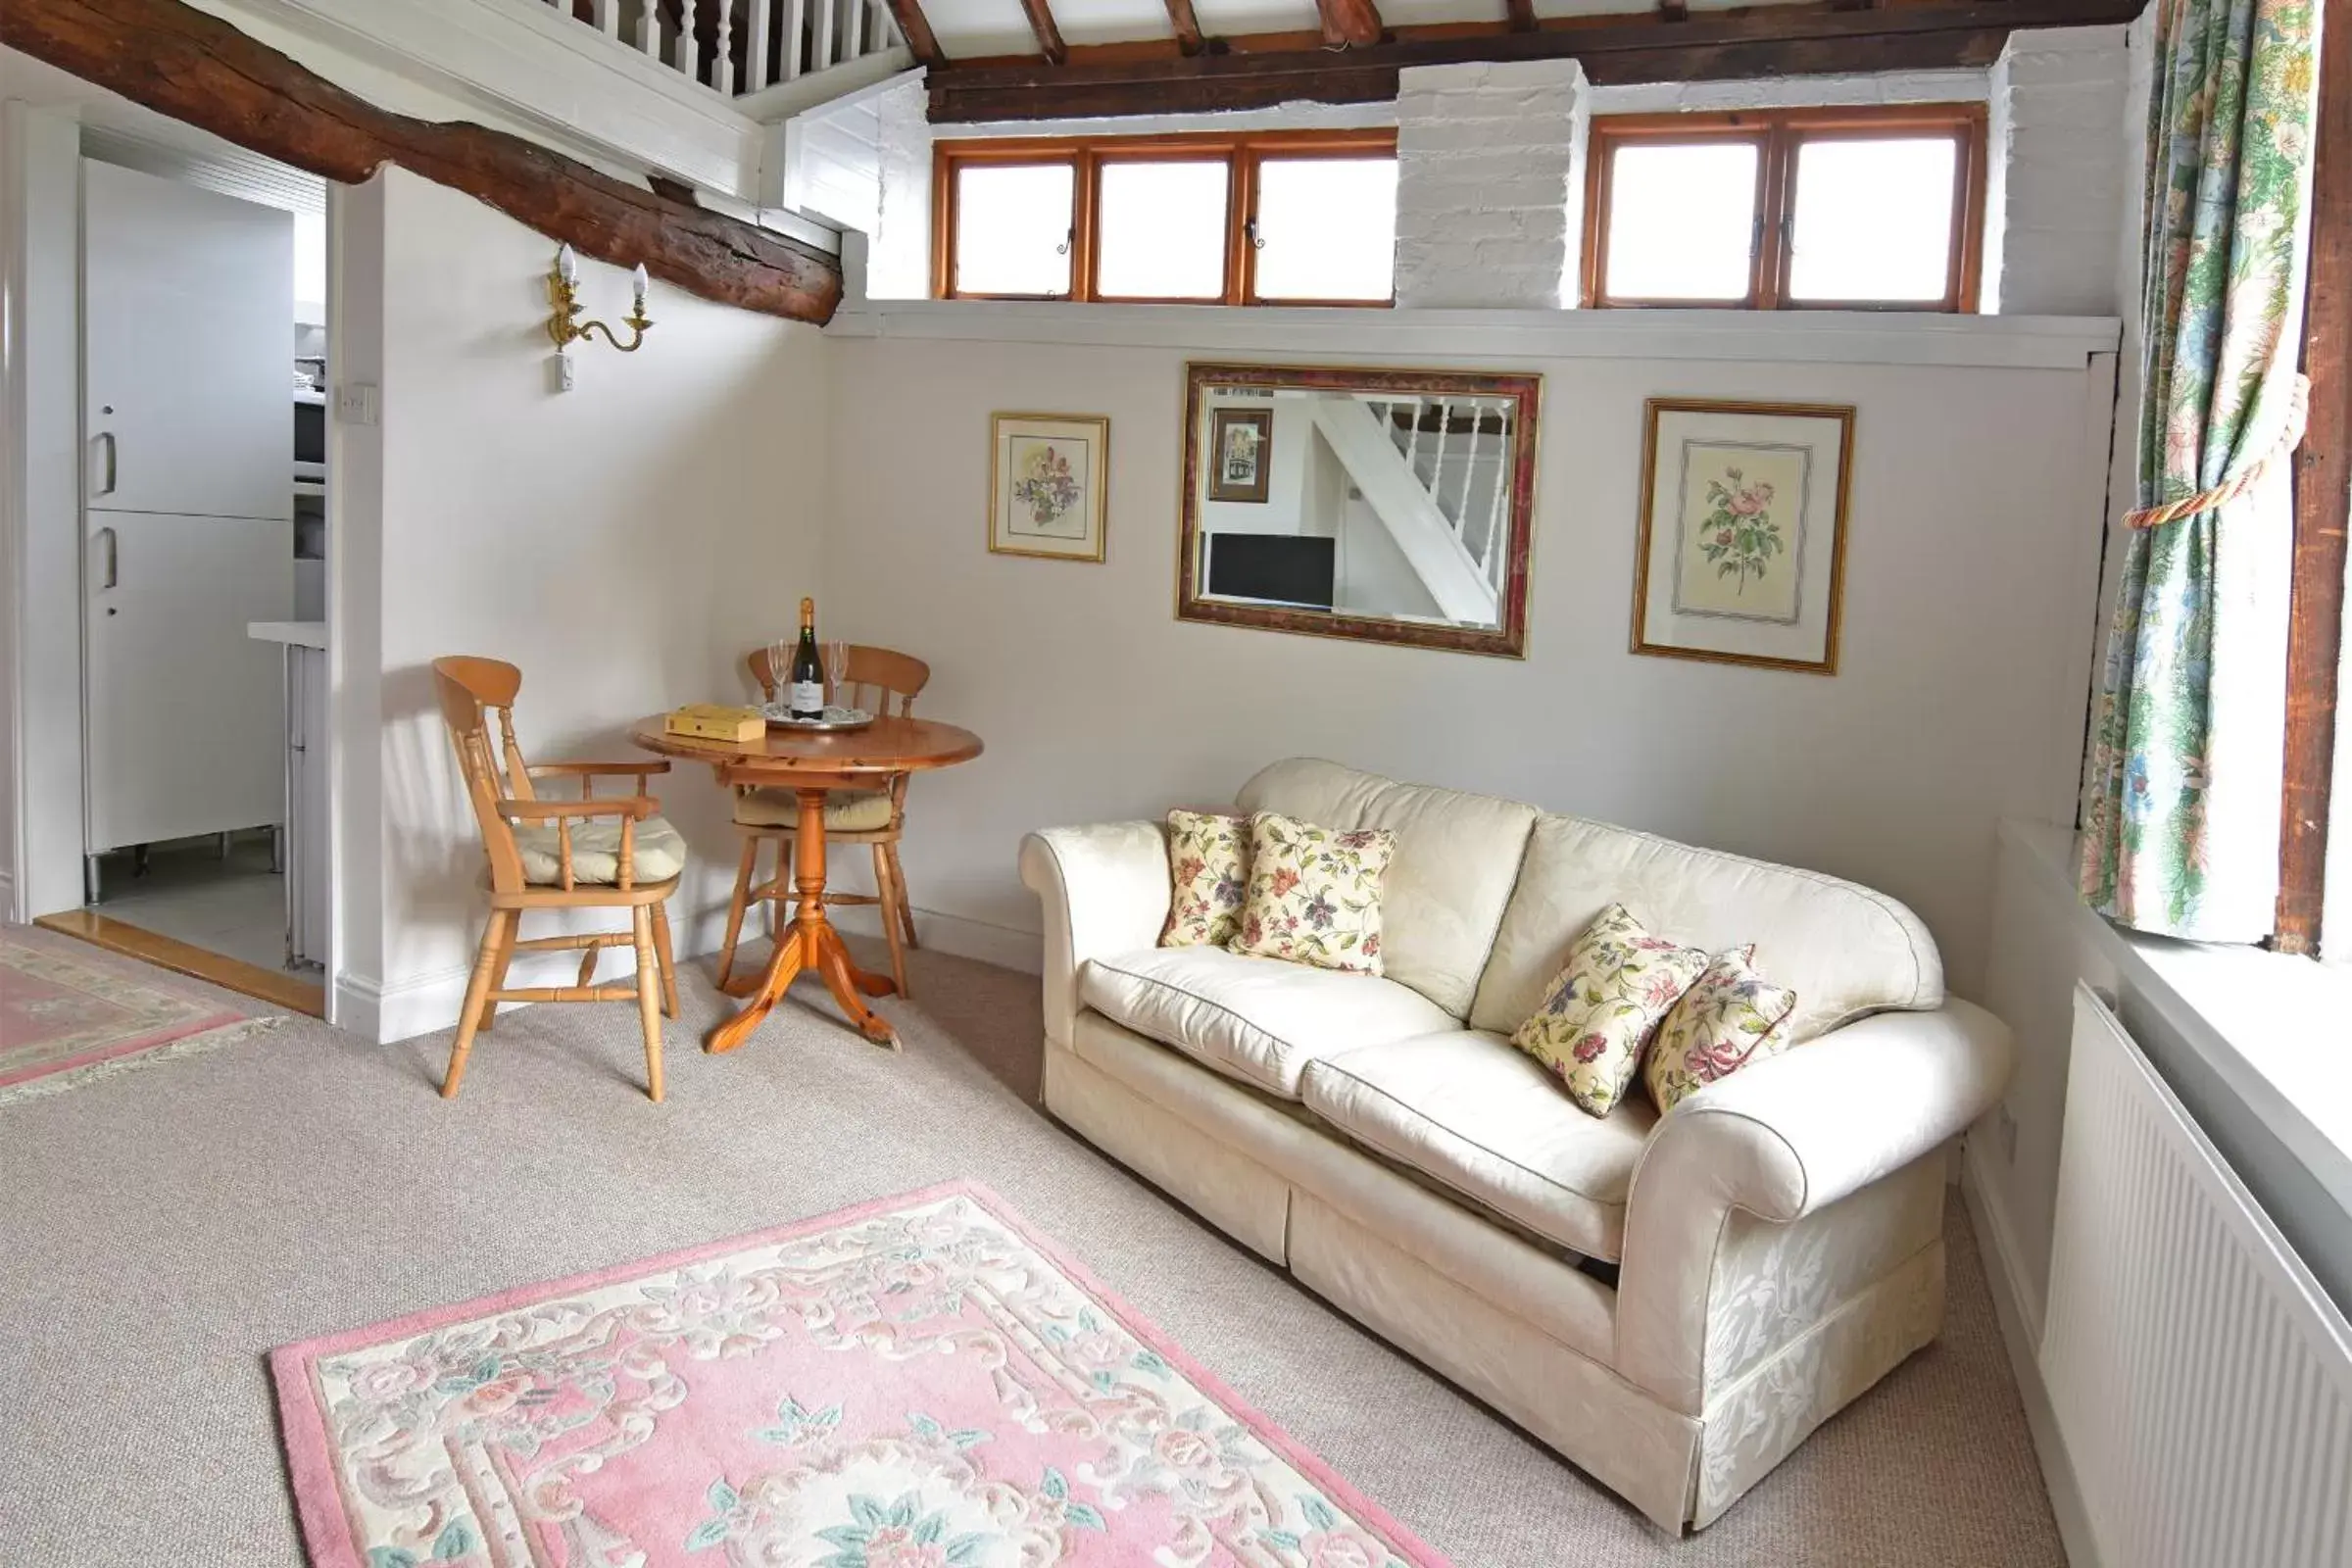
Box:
[1018, 760, 2013, 1533]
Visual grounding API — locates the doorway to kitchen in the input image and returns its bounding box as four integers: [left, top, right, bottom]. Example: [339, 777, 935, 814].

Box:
[10, 79, 335, 1018]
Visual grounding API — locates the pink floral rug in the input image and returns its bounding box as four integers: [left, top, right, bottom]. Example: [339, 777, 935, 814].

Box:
[272, 1183, 1448, 1568]
[0, 928, 271, 1107]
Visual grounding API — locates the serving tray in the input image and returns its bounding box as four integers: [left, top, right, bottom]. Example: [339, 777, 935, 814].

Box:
[761, 703, 878, 733]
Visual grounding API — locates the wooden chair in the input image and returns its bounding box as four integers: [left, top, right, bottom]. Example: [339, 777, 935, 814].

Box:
[432, 656, 682, 1102]
[717, 644, 929, 997]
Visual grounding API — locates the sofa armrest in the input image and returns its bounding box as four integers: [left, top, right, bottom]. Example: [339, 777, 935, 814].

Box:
[1613, 998, 2014, 1412]
[1019, 823, 1172, 1049]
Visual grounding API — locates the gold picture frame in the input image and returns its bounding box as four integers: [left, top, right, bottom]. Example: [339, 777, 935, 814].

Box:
[989, 412, 1110, 563]
[1631, 397, 1854, 675]
[1206, 408, 1274, 503]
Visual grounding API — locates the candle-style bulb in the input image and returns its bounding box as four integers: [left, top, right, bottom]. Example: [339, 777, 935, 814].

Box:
[632, 264, 650, 310]
[557, 243, 578, 285]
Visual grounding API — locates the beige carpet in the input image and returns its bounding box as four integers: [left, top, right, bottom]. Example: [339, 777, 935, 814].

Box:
[0, 929, 2064, 1567]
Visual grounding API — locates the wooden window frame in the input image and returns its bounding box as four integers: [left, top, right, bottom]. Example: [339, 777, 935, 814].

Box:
[1580, 104, 1988, 313]
[931, 129, 1399, 306]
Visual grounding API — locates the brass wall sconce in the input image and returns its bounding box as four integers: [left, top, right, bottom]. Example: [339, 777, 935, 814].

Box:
[547, 244, 653, 388]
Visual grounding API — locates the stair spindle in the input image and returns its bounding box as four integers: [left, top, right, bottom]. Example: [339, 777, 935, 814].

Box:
[814, 0, 836, 73]
[713, 0, 735, 91]
[748, 0, 774, 89]
[785, 0, 808, 76]
[1485, 401, 1510, 580]
[594, 0, 619, 37]
[1431, 402, 1452, 532]
[676, 0, 702, 75]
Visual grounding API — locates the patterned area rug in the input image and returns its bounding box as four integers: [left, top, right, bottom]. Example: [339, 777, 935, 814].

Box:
[272, 1182, 1447, 1568]
[0, 928, 271, 1106]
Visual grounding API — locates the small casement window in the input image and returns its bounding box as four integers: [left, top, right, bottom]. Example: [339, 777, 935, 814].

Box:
[933, 130, 1399, 306]
[1582, 105, 1988, 312]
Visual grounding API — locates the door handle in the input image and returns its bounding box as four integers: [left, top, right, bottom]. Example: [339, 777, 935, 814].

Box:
[95, 525, 118, 591]
[90, 431, 118, 497]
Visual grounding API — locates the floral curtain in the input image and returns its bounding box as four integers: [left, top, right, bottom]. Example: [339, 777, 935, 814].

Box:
[2077, 0, 2322, 940]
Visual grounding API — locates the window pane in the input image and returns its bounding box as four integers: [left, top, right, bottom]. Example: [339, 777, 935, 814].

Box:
[1097, 160, 1230, 299]
[1601, 141, 1759, 301]
[1787, 137, 1957, 303]
[954, 163, 1074, 296]
[1252, 157, 1397, 302]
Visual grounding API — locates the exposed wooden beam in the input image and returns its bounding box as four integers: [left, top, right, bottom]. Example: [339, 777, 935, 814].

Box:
[927, 0, 2147, 122]
[1505, 0, 1538, 32]
[4, 0, 840, 324]
[1019, 0, 1071, 64]
[884, 0, 951, 68]
[1317, 0, 1385, 47]
[1165, 0, 1208, 56]
[2276, 3, 2351, 953]
[1658, 0, 1689, 21]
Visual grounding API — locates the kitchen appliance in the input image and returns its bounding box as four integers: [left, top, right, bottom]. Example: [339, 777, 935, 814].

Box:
[294, 385, 325, 487]
[82, 160, 294, 871]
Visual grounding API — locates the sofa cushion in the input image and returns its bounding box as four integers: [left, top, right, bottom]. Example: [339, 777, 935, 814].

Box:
[1228, 812, 1396, 974]
[1302, 1030, 1655, 1261]
[1644, 950, 1797, 1114]
[1469, 814, 1943, 1043]
[1079, 946, 1455, 1101]
[1238, 759, 1538, 1019]
[1510, 905, 1714, 1118]
[1161, 809, 1250, 949]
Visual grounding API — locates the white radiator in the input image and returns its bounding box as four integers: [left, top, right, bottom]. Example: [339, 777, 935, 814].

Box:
[2042, 983, 2352, 1568]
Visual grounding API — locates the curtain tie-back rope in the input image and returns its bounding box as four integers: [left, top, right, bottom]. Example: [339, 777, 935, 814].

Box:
[2123, 373, 2310, 529]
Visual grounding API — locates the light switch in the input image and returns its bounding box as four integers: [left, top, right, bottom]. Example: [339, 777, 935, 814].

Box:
[333, 382, 380, 426]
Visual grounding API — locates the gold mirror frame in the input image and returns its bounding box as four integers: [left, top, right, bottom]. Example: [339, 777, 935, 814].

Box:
[1176, 362, 1541, 659]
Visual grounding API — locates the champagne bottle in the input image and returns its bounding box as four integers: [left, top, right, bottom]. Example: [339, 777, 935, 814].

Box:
[787, 598, 826, 720]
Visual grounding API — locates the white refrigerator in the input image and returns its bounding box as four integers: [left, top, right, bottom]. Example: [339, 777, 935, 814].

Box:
[82, 160, 295, 864]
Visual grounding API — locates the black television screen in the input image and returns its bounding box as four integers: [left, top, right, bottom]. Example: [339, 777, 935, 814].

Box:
[1205, 533, 1335, 610]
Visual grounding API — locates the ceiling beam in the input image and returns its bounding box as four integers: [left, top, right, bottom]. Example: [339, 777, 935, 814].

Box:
[928, 0, 2147, 122]
[1165, 0, 1208, 56]
[884, 0, 949, 66]
[1506, 0, 1539, 33]
[1317, 0, 1385, 47]
[3, 0, 841, 324]
[1019, 0, 1071, 64]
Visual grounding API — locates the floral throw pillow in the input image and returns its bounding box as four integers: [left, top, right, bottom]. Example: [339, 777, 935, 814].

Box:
[1161, 810, 1251, 949]
[1509, 904, 1712, 1117]
[1644, 949, 1797, 1114]
[1227, 812, 1396, 975]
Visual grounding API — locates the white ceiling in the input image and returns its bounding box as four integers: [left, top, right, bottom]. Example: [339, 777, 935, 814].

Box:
[918, 0, 1804, 60]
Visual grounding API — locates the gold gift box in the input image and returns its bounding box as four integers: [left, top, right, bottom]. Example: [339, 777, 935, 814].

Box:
[663, 704, 765, 743]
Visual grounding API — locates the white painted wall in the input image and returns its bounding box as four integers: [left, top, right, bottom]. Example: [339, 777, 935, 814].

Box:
[0, 102, 84, 922]
[1394, 59, 1587, 310]
[1986, 24, 2137, 316]
[334, 169, 831, 1042]
[819, 308, 2119, 997]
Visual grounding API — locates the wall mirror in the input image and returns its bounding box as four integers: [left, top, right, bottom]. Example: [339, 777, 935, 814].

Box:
[1178, 362, 1541, 658]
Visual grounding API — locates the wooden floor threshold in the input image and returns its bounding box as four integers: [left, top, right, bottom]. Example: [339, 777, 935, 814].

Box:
[32, 909, 326, 1018]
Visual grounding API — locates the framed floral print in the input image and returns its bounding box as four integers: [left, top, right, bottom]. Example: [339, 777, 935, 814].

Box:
[1206, 408, 1273, 503]
[989, 413, 1109, 563]
[1631, 398, 1854, 674]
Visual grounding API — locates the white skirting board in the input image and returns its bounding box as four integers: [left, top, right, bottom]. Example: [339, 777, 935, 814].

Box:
[1961, 1142, 2103, 1568]
[337, 900, 1043, 1043]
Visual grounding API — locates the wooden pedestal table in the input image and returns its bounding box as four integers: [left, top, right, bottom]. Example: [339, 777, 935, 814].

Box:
[630, 714, 981, 1053]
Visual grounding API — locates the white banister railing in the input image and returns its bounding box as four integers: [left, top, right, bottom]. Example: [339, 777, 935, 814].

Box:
[1363, 394, 1515, 599]
[526, 0, 906, 101]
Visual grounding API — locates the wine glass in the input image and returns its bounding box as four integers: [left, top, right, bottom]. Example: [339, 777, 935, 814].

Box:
[825, 638, 851, 712]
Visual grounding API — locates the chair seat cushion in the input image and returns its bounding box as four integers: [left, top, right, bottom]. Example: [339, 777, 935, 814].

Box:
[735, 787, 894, 833]
[514, 813, 687, 887]
[1078, 945, 1456, 1101]
[1302, 1030, 1656, 1261]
